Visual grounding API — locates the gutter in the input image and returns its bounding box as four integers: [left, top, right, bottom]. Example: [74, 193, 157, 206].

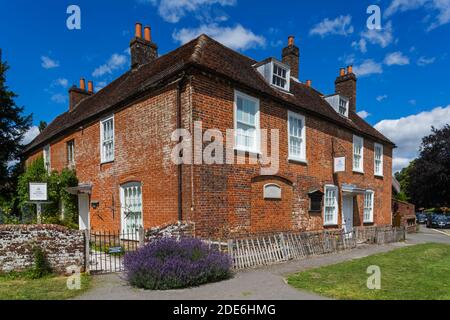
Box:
[176, 73, 187, 222]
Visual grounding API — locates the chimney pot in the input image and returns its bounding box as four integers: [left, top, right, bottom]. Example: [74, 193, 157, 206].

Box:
[306, 80, 312, 87]
[88, 80, 94, 93]
[135, 23, 143, 38]
[144, 26, 151, 42]
[79, 78, 86, 91]
[288, 36, 295, 46]
[347, 65, 353, 74]
[340, 68, 346, 77]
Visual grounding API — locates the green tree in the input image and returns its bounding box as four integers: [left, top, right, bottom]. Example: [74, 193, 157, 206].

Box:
[394, 161, 415, 202]
[38, 121, 47, 133]
[0, 50, 32, 215]
[17, 157, 79, 228]
[407, 125, 450, 208]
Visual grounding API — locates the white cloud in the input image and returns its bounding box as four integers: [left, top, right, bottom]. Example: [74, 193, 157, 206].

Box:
[352, 60, 383, 77]
[409, 99, 417, 105]
[41, 56, 60, 69]
[417, 56, 436, 66]
[21, 126, 40, 145]
[92, 54, 128, 78]
[376, 95, 388, 102]
[51, 93, 67, 104]
[354, 21, 394, 53]
[374, 105, 450, 172]
[309, 15, 354, 38]
[385, 0, 450, 31]
[357, 110, 371, 119]
[51, 78, 69, 88]
[173, 23, 266, 50]
[95, 81, 107, 92]
[384, 51, 410, 66]
[143, 0, 236, 23]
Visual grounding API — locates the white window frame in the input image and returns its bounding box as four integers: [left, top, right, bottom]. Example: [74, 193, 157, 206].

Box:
[67, 140, 75, 167]
[353, 135, 364, 173]
[288, 111, 307, 162]
[364, 190, 375, 223]
[338, 97, 349, 117]
[43, 144, 51, 174]
[271, 62, 290, 91]
[234, 90, 260, 154]
[120, 182, 144, 239]
[374, 143, 384, 177]
[100, 115, 115, 163]
[323, 185, 338, 226]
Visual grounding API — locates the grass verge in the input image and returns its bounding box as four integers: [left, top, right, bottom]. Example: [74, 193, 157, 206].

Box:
[287, 243, 450, 300]
[0, 272, 91, 300]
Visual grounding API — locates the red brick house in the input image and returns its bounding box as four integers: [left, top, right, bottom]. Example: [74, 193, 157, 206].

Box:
[23, 23, 395, 238]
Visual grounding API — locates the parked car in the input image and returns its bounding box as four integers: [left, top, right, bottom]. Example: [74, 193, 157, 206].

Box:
[430, 214, 450, 229]
[416, 213, 428, 224]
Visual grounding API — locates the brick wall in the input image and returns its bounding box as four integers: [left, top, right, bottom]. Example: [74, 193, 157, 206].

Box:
[25, 70, 393, 239]
[392, 199, 416, 233]
[189, 73, 393, 237]
[0, 225, 85, 274]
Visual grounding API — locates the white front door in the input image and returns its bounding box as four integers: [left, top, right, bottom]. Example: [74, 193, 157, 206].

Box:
[120, 183, 143, 239]
[78, 194, 90, 230]
[342, 196, 354, 234]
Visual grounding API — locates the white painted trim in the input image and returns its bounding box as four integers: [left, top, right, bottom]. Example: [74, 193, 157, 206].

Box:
[323, 184, 339, 226]
[353, 135, 364, 173]
[364, 190, 375, 223]
[374, 143, 384, 177]
[234, 90, 261, 154]
[100, 115, 115, 164]
[287, 110, 307, 163]
[43, 144, 51, 174]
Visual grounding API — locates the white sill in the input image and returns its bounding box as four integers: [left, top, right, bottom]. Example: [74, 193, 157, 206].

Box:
[375, 174, 384, 178]
[234, 147, 261, 155]
[353, 169, 364, 174]
[288, 157, 308, 165]
[324, 223, 338, 227]
[101, 159, 115, 165]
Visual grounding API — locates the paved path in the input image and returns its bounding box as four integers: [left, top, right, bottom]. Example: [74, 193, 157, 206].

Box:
[76, 228, 450, 300]
[77, 242, 408, 300]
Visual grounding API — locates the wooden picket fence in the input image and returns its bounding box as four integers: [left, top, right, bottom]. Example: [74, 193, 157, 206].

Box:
[354, 225, 406, 245]
[226, 230, 356, 270]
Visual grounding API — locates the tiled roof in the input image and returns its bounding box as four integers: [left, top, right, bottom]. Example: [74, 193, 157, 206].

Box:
[24, 34, 394, 155]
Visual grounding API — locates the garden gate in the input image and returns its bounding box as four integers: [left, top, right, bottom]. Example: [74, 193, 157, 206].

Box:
[87, 229, 143, 274]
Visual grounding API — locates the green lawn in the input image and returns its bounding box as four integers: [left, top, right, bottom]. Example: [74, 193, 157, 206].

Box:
[287, 243, 450, 300]
[0, 273, 91, 300]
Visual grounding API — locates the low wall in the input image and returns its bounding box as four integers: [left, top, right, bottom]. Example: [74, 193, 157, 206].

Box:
[392, 199, 417, 233]
[0, 225, 85, 274]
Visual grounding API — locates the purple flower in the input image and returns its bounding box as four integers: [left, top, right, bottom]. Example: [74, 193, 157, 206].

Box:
[124, 238, 232, 290]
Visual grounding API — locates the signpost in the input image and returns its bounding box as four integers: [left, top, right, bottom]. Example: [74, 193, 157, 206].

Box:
[28, 183, 51, 224]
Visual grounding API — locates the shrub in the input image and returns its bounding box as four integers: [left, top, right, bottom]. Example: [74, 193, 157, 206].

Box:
[29, 246, 52, 279]
[124, 238, 232, 290]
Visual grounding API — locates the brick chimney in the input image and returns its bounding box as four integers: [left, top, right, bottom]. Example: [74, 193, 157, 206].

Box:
[130, 23, 158, 69]
[335, 66, 357, 113]
[282, 36, 300, 79]
[69, 78, 93, 112]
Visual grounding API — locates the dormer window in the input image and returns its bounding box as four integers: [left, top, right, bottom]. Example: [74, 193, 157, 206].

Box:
[324, 94, 349, 118]
[272, 63, 288, 89]
[255, 58, 291, 92]
[338, 97, 348, 116]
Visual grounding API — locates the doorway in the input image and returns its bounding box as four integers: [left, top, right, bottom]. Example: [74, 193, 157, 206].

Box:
[78, 194, 90, 230]
[342, 196, 354, 234]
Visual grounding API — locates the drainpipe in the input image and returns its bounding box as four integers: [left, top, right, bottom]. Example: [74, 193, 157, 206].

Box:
[176, 74, 187, 222]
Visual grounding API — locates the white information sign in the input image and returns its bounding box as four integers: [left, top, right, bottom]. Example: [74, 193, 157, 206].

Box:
[29, 183, 48, 201]
[334, 157, 346, 173]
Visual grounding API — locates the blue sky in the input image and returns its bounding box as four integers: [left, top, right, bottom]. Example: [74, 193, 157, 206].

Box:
[1, 0, 449, 171]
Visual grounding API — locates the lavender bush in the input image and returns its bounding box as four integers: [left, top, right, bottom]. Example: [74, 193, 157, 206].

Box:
[124, 238, 232, 290]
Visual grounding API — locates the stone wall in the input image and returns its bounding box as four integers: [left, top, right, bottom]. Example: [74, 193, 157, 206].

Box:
[0, 225, 85, 274]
